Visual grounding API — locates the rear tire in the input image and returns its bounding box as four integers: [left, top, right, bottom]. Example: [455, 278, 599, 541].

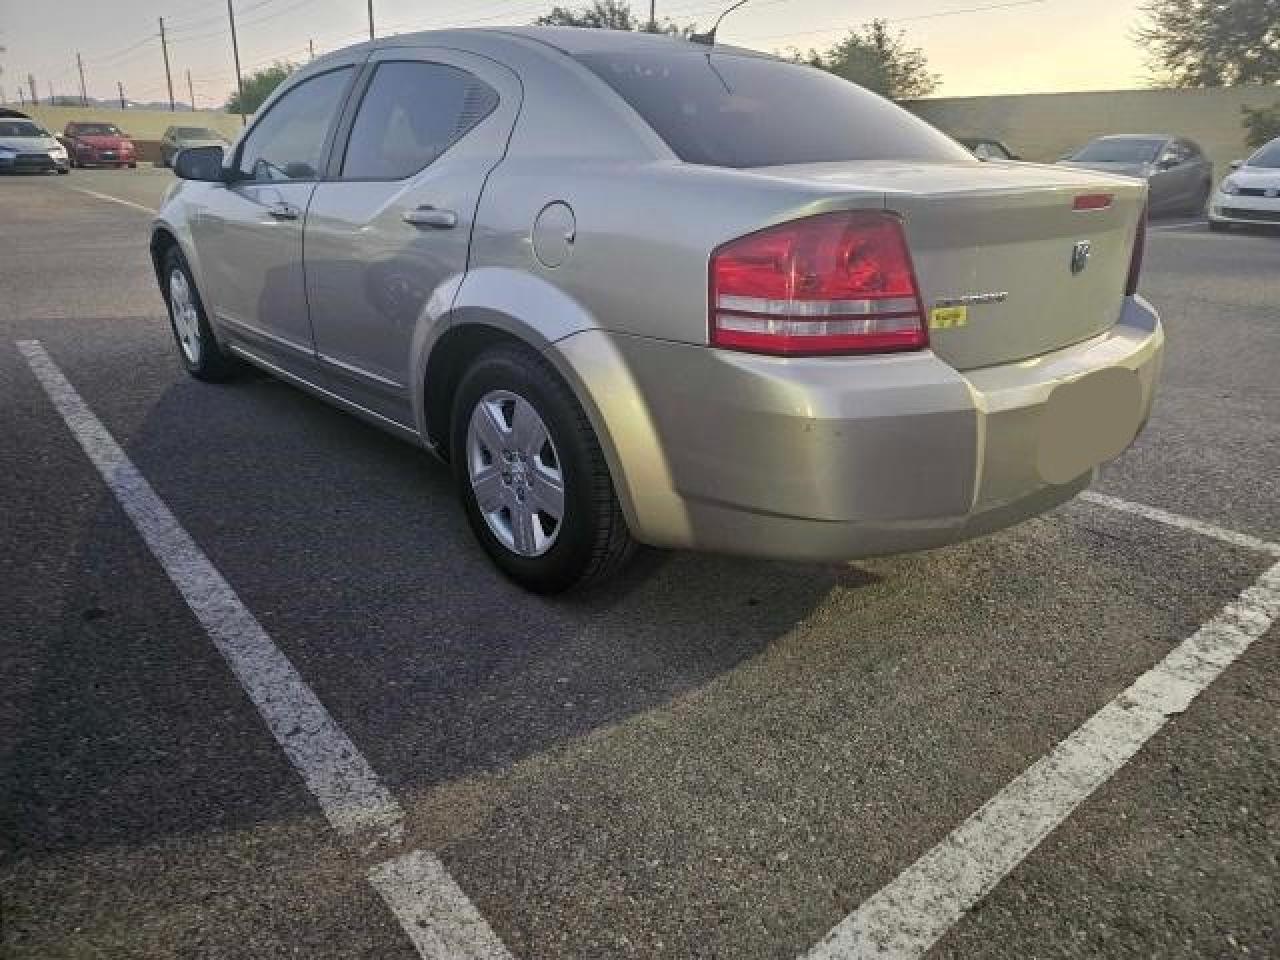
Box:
[450, 343, 635, 593]
[161, 247, 243, 382]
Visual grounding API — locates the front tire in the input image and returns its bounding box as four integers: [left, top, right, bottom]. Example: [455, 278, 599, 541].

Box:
[450, 343, 635, 593]
[162, 247, 242, 382]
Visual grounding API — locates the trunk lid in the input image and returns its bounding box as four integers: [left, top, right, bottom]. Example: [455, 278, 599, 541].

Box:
[752, 160, 1148, 371]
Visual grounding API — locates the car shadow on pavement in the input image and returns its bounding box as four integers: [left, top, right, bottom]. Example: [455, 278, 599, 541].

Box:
[2, 367, 873, 861]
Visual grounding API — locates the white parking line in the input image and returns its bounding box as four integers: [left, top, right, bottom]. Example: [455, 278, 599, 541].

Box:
[369, 851, 514, 960]
[70, 186, 157, 215]
[807, 506, 1279, 959]
[1081, 491, 1280, 556]
[17, 339, 513, 960]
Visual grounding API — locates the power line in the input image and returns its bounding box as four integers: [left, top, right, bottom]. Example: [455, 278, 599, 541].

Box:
[738, 0, 1051, 43]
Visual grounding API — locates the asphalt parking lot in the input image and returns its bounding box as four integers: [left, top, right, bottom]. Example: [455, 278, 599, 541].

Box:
[2, 166, 1277, 960]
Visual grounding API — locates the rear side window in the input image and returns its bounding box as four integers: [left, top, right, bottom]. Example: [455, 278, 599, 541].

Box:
[574, 51, 972, 168]
[341, 61, 499, 179]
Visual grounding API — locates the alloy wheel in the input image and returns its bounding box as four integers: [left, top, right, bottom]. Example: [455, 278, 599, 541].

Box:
[168, 268, 202, 365]
[465, 389, 565, 557]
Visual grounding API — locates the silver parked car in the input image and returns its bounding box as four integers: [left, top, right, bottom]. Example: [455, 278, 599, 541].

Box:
[1057, 135, 1213, 217]
[151, 27, 1163, 592]
[158, 125, 231, 169]
[1209, 137, 1280, 230]
[0, 118, 70, 174]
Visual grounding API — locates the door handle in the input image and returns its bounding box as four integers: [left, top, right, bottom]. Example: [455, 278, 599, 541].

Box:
[403, 206, 457, 229]
[267, 201, 300, 220]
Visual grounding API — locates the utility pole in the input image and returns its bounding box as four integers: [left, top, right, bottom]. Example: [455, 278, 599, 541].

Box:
[118, 80, 126, 109]
[228, 0, 246, 124]
[18, 88, 25, 109]
[187, 69, 195, 110]
[47, 80, 54, 105]
[649, 0, 656, 30]
[76, 52, 88, 106]
[159, 16, 175, 111]
[309, 38, 315, 60]
[28, 72, 36, 106]
[367, 0, 375, 39]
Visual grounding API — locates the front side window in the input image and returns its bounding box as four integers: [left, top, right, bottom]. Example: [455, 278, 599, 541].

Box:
[574, 51, 973, 169]
[238, 67, 353, 181]
[341, 61, 499, 180]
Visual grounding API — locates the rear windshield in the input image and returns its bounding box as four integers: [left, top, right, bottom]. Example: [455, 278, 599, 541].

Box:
[176, 127, 220, 139]
[574, 50, 973, 168]
[1070, 139, 1163, 163]
[0, 121, 45, 137]
[1245, 140, 1280, 169]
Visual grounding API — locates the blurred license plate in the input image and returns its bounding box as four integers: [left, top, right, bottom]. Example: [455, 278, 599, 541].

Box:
[1037, 367, 1142, 483]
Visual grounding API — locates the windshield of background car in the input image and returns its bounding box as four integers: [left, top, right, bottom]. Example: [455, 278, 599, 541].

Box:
[1070, 138, 1163, 163]
[74, 124, 123, 136]
[176, 127, 220, 139]
[0, 121, 46, 137]
[1245, 140, 1280, 168]
[574, 50, 974, 168]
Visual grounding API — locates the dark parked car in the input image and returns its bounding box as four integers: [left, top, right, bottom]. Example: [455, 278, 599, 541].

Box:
[956, 137, 1020, 161]
[1057, 135, 1213, 216]
[61, 121, 137, 168]
[158, 125, 230, 168]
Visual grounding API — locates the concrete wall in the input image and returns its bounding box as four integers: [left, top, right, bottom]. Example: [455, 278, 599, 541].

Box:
[21, 105, 245, 163]
[904, 86, 1280, 180]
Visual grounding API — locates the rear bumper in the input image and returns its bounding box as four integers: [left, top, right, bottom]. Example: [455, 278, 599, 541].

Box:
[556, 296, 1163, 561]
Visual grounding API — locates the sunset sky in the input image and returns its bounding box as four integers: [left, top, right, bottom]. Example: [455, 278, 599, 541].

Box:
[0, 0, 1156, 108]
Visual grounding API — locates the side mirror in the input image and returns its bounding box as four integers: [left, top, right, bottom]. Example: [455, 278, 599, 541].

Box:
[173, 144, 227, 182]
[1229, 159, 1243, 171]
[1156, 156, 1179, 170]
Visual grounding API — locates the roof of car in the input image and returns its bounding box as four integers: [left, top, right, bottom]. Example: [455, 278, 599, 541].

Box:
[373, 25, 767, 59]
[1093, 134, 1173, 141]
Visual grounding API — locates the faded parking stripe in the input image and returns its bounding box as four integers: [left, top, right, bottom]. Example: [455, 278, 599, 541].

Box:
[806, 535, 1279, 958]
[17, 339, 513, 960]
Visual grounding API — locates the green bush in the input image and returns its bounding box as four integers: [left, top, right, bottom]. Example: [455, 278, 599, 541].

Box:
[1242, 103, 1280, 148]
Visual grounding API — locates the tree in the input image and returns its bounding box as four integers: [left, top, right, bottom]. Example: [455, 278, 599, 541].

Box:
[798, 20, 939, 100]
[1136, 0, 1280, 86]
[535, 0, 694, 35]
[226, 62, 295, 115]
[1242, 103, 1280, 146]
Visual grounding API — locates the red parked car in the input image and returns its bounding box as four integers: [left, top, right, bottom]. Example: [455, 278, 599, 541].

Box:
[61, 122, 137, 169]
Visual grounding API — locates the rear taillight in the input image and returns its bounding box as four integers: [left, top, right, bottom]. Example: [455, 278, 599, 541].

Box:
[1125, 204, 1147, 296]
[709, 211, 928, 356]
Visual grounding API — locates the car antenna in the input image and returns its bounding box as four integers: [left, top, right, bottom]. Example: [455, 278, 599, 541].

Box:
[690, 0, 750, 46]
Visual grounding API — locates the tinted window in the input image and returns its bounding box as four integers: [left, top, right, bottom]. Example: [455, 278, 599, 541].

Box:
[0, 121, 44, 137]
[575, 51, 972, 169]
[238, 68, 353, 181]
[1246, 140, 1280, 168]
[342, 61, 498, 179]
[176, 127, 220, 139]
[1071, 138, 1164, 163]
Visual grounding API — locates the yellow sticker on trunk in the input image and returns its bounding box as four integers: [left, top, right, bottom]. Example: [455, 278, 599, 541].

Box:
[929, 306, 968, 329]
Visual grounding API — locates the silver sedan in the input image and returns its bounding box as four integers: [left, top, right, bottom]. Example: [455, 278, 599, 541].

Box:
[151, 27, 1162, 592]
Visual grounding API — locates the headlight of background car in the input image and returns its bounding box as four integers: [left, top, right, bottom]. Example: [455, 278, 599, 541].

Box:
[1220, 177, 1241, 195]
[48, 145, 68, 158]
